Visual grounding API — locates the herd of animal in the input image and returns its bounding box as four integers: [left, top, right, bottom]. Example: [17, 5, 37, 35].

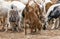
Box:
[0, 0, 60, 35]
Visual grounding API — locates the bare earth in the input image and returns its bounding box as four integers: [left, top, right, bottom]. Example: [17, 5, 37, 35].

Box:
[0, 30, 60, 39]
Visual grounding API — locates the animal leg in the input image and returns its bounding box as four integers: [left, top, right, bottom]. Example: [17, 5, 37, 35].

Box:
[55, 18, 59, 29]
[51, 19, 56, 29]
[4, 18, 9, 32]
[15, 20, 21, 32]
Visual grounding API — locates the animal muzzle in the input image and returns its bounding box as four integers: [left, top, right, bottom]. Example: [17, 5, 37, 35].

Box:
[9, 15, 16, 22]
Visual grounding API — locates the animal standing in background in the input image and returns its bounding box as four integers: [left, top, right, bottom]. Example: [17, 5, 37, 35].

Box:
[43, 4, 60, 30]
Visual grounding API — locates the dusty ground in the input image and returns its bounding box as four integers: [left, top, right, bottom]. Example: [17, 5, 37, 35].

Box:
[0, 30, 60, 39]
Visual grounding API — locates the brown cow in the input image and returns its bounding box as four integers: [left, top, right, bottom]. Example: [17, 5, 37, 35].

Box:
[22, 1, 42, 35]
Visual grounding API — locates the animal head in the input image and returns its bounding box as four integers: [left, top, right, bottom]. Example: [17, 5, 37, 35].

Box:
[26, 3, 34, 12]
[9, 9, 18, 22]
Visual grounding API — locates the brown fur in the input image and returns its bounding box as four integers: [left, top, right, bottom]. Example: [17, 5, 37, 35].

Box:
[45, 2, 53, 12]
[23, 2, 42, 35]
[45, 0, 57, 13]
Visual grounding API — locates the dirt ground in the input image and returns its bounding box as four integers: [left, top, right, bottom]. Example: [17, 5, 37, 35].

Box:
[0, 30, 60, 39]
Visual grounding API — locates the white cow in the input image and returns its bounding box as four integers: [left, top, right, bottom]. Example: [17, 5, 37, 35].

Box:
[8, 1, 26, 32]
[0, 1, 26, 32]
[10, 1, 25, 23]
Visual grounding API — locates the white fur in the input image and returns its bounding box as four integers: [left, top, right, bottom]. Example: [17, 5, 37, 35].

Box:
[20, 0, 28, 4]
[10, 1, 25, 20]
[0, 1, 26, 31]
